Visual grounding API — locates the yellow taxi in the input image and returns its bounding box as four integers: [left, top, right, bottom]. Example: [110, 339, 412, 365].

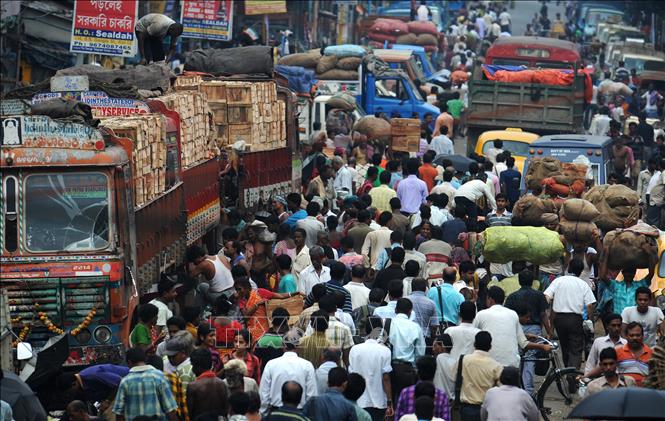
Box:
[474, 128, 539, 174]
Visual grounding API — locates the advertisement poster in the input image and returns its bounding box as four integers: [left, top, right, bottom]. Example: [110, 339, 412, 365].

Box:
[180, 1, 233, 41]
[70, 0, 139, 57]
[245, 1, 287, 15]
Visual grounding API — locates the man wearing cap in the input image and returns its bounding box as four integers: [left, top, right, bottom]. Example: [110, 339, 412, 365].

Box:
[163, 331, 196, 390]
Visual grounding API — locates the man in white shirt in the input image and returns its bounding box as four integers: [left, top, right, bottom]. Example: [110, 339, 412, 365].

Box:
[259, 330, 317, 414]
[498, 8, 511, 32]
[473, 286, 551, 367]
[296, 202, 325, 249]
[315, 347, 341, 394]
[148, 277, 177, 335]
[588, 107, 612, 136]
[416, 1, 431, 21]
[433, 334, 456, 400]
[445, 301, 480, 360]
[544, 259, 597, 370]
[429, 126, 454, 156]
[349, 316, 394, 420]
[431, 170, 456, 208]
[134, 13, 183, 64]
[621, 287, 664, 348]
[298, 246, 331, 295]
[454, 175, 497, 229]
[344, 265, 371, 310]
[645, 160, 665, 227]
[584, 313, 627, 375]
[333, 156, 355, 194]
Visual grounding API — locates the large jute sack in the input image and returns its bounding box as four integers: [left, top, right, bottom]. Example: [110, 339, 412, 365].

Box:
[316, 55, 338, 74]
[483, 226, 565, 265]
[396, 33, 418, 45]
[368, 30, 398, 44]
[561, 198, 600, 222]
[336, 57, 362, 70]
[407, 20, 439, 35]
[415, 33, 439, 46]
[559, 218, 598, 243]
[353, 116, 391, 143]
[525, 157, 563, 190]
[316, 69, 359, 80]
[583, 184, 640, 231]
[326, 92, 356, 111]
[603, 228, 658, 270]
[278, 51, 321, 68]
[511, 195, 558, 226]
[370, 18, 410, 35]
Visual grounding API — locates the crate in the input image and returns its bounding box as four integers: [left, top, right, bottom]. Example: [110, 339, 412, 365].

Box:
[226, 84, 253, 104]
[391, 118, 420, 137]
[227, 105, 253, 124]
[208, 102, 227, 125]
[228, 124, 252, 144]
[199, 82, 226, 101]
[392, 135, 420, 153]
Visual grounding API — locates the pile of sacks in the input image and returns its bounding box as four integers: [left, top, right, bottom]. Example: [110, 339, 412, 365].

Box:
[278, 45, 365, 80]
[512, 195, 558, 226]
[367, 19, 439, 52]
[526, 157, 586, 197]
[559, 198, 600, 244]
[601, 222, 658, 270]
[583, 184, 640, 231]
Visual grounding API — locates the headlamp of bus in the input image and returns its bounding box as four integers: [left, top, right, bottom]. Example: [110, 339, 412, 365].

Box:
[93, 326, 112, 344]
[76, 328, 92, 344]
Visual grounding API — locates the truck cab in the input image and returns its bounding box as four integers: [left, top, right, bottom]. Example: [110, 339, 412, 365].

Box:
[389, 44, 450, 86]
[359, 56, 438, 120]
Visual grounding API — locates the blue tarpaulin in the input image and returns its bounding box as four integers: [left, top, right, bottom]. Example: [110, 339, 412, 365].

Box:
[275, 65, 316, 94]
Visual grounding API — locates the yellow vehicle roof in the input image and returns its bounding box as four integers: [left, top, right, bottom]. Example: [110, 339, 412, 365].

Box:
[477, 129, 540, 146]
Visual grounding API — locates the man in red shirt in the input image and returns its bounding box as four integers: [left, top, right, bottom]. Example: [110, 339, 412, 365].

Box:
[418, 150, 439, 192]
[616, 322, 653, 386]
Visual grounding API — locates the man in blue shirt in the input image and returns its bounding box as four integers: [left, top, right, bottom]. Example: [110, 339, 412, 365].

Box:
[427, 267, 465, 326]
[303, 367, 358, 420]
[499, 156, 521, 211]
[285, 193, 307, 229]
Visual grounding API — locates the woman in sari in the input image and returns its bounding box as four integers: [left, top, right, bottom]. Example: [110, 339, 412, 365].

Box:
[234, 277, 295, 346]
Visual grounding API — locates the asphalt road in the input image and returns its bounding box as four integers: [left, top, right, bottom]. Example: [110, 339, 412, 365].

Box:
[509, 0, 567, 36]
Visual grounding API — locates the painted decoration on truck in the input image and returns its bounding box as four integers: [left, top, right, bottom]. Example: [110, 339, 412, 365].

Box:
[31, 92, 149, 117]
[70, 0, 138, 57]
[0, 116, 103, 149]
[180, 1, 233, 41]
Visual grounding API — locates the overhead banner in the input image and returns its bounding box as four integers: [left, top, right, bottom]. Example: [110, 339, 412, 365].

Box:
[180, 0, 233, 41]
[70, 0, 138, 57]
[245, 0, 287, 15]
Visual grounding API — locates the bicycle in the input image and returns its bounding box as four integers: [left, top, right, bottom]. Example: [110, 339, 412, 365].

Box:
[520, 336, 584, 421]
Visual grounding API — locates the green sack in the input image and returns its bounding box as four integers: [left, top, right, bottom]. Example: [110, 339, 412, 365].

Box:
[483, 226, 564, 265]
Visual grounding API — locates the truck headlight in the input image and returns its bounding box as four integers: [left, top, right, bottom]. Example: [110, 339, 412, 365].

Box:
[93, 326, 112, 344]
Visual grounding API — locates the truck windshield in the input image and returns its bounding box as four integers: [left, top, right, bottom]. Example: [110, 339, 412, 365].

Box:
[24, 172, 110, 252]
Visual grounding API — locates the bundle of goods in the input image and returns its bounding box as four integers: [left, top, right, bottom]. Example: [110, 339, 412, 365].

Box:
[391, 118, 420, 153]
[278, 46, 364, 80]
[601, 222, 658, 270]
[583, 184, 640, 231]
[367, 19, 439, 52]
[483, 226, 565, 265]
[184, 46, 274, 76]
[173, 77, 287, 153]
[157, 91, 217, 167]
[274, 65, 316, 94]
[541, 162, 587, 197]
[326, 92, 356, 111]
[100, 114, 167, 206]
[57, 62, 174, 94]
[353, 116, 391, 143]
[559, 198, 600, 243]
[481, 65, 593, 103]
[511, 195, 558, 226]
[30, 98, 98, 126]
[525, 157, 563, 190]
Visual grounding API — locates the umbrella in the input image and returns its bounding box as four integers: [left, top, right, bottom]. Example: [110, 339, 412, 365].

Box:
[433, 154, 474, 172]
[19, 333, 69, 389]
[0, 370, 47, 421]
[567, 387, 665, 420]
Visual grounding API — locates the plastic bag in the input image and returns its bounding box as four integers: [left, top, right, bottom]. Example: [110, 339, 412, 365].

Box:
[482, 226, 564, 265]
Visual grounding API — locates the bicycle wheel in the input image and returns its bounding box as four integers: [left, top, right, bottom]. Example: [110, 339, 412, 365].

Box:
[536, 368, 584, 421]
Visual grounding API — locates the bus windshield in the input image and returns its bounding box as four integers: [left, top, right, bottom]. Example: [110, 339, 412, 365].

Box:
[24, 172, 110, 252]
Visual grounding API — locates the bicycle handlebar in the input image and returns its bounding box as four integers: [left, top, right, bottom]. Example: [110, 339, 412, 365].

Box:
[533, 335, 559, 351]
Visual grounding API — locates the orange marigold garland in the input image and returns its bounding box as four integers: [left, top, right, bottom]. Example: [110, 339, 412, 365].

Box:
[71, 307, 97, 336]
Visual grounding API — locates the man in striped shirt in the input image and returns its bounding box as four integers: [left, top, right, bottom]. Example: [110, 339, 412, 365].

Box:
[485, 194, 512, 227]
[616, 322, 653, 386]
